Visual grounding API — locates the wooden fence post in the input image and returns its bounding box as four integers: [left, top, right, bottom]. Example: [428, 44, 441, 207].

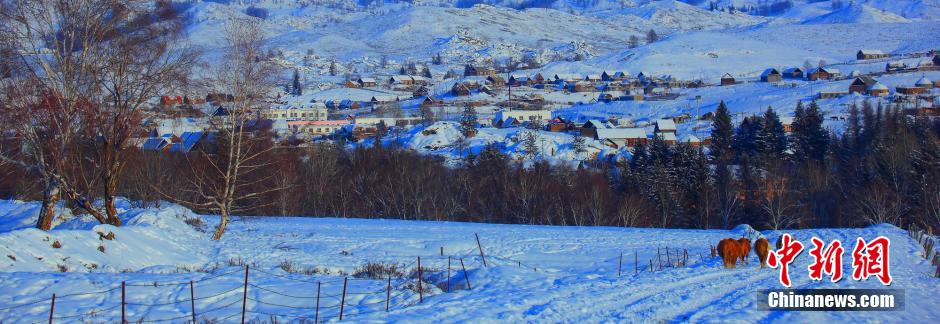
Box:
[649, 259, 653, 272]
[190, 281, 196, 324]
[475, 233, 487, 267]
[339, 277, 347, 320]
[417, 257, 423, 303]
[441, 246, 444, 256]
[241, 266, 248, 324]
[315, 281, 321, 323]
[385, 277, 391, 312]
[48, 293, 55, 324]
[666, 247, 671, 268]
[634, 251, 638, 275]
[447, 256, 452, 293]
[658, 250, 662, 271]
[460, 258, 472, 290]
[618, 252, 622, 277]
[121, 281, 126, 324]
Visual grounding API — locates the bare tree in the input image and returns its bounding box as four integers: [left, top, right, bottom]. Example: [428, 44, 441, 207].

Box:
[168, 18, 283, 240]
[760, 178, 801, 230]
[853, 182, 907, 226]
[0, 0, 191, 229]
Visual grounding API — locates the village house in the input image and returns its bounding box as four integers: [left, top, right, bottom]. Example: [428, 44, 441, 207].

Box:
[594, 128, 647, 149]
[782, 67, 803, 79]
[389, 75, 415, 85]
[357, 77, 377, 87]
[807, 67, 841, 81]
[486, 75, 506, 87]
[344, 80, 358, 88]
[568, 81, 597, 93]
[585, 74, 602, 82]
[580, 119, 613, 137]
[885, 61, 909, 73]
[370, 95, 400, 106]
[868, 82, 890, 97]
[264, 102, 328, 121]
[916, 76, 934, 89]
[780, 117, 795, 133]
[493, 110, 552, 128]
[679, 134, 703, 147]
[168, 131, 216, 154]
[720, 73, 736, 86]
[554, 74, 581, 83]
[451, 81, 480, 96]
[654, 119, 677, 135]
[353, 117, 422, 128]
[463, 64, 496, 77]
[602, 71, 628, 81]
[288, 120, 350, 136]
[656, 132, 677, 145]
[508, 74, 530, 87]
[140, 136, 172, 153]
[857, 50, 890, 60]
[411, 75, 430, 86]
[760, 68, 782, 83]
[896, 86, 927, 95]
[849, 76, 877, 94]
[339, 99, 361, 110]
[547, 118, 570, 132]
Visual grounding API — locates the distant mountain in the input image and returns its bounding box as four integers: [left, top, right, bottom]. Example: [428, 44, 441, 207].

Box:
[802, 4, 910, 24]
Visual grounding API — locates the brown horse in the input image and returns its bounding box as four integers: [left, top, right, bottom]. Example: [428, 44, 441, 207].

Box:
[717, 238, 739, 269]
[737, 238, 751, 265]
[754, 238, 770, 268]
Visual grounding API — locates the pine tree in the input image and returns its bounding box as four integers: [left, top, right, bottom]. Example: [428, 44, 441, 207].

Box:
[710, 100, 734, 160]
[459, 105, 478, 137]
[628, 35, 640, 49]
[758, 106, 787, 159]
[291, 69, 302, 96]
[792, 100, 829, 162]
[329, 61, 337, 76]
[572, 133, 587, 159]
[522, 130, 539, 159]
[422, 67, 432, 78]
[646, 29, 659, 43]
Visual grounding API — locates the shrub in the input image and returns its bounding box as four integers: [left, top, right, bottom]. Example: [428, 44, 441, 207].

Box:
[51, 240, 62, 249]
[278, 260, 324, 276]
[353, 262, 405, 279]
[98, 245, 106, 253]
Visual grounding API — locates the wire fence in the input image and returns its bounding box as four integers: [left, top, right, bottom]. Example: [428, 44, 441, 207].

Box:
[2, 245, 490, 323]
[1, 234, 718, 322]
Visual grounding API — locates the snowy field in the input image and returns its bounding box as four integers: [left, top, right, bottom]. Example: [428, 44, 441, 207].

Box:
[0, 200, 937, 322]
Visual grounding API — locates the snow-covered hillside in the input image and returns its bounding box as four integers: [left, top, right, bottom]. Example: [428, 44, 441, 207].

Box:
[0, 201, 936, 322]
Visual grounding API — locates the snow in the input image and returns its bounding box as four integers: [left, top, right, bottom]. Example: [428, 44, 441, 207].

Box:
[0, 201, 936, 322]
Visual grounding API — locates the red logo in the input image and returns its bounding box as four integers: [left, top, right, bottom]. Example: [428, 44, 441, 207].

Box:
[851, 236, 892, 285]
[767, 233, 804, 287]
[807, 237, 844, 283]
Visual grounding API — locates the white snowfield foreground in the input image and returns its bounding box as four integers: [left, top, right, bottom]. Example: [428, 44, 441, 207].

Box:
[0, 200, 937, 322]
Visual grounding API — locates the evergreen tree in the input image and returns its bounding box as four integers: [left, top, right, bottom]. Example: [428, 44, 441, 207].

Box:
[646, 29, 659, 43]
[572, 133, 587, 159]
[628, 35, 640, 49]
[522, 130, 540, 159]
[630, 142, 650, 170]
[329, 61, 337, 76]
[459, 105, 478, 137]
[758, 107, 787, 159]
[710, 101, 734, 160]
[792, 100, 829, 162]
[422, 67, 432, 78]
[291, 69, 302, 96]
